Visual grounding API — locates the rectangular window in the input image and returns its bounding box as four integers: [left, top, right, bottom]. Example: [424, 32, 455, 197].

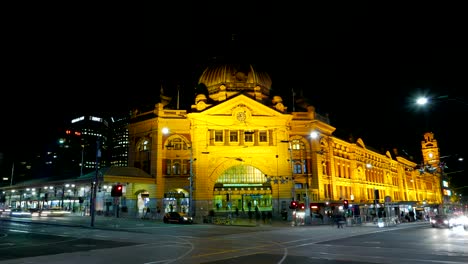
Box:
[172, 159, 181, 175]
[182, 159, 190, 175]
[259, 131, 267, 142]
[293, 163, 302, 174]
[292, 140, 301, 150]
[165, 159, 172, 175]
[215, 130, 223, 142]
[230, 130, 238, 142]
[245, 132, 253, 142]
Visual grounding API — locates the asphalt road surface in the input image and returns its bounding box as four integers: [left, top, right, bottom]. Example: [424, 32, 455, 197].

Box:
[0, 217, 467, 264]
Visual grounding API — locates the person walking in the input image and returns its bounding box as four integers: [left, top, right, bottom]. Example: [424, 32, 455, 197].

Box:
[335, 214, 345, 228]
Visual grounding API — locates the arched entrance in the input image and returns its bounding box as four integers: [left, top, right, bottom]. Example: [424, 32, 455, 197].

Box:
[212, 165, 272, 215]
[135, 190, 150, 217]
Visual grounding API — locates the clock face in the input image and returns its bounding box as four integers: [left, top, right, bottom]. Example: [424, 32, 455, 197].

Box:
[428, 152, 433, 159]
[236, 111, 246, 121]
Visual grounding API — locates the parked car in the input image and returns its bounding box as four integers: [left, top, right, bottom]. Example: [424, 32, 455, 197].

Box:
[163, 212, 193, 224]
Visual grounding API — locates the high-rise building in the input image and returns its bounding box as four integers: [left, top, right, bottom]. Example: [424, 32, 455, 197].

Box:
[62, 114, 110, 176]
[109, 113, 130, 168]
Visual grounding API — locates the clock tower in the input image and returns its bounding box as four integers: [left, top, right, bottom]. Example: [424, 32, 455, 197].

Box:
[421, 132, 440, 167]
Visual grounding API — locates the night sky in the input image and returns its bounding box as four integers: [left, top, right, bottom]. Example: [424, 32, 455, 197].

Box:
[2, 4, 467, 192]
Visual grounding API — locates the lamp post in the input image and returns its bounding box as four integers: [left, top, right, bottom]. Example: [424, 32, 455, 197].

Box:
[415, 95, 468, 201]
[189, 144, 194, 218]
[10, 163, 14, 186]
[416, 95, 468, 107]
[280, 140, 296, 202]
[281, 139, 312, 225]
[266, 175, 291, 220]
[80, 144, 85, 176]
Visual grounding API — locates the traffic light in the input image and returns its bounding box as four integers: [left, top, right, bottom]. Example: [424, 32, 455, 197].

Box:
[343, 199, 349, 209]
[289, 200, 298, 209]
[111, 184, 123, 197]
[299, 203, 305, 210]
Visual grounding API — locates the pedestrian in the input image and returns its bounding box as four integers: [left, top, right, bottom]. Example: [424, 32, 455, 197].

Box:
[335, 214, 344, 228]
[156, 206, 161, 219]
[255, 206, 260, 225]
[267, 211, 273, 224]
[144, 207, 151, 219]
[318, 213, 324, 224]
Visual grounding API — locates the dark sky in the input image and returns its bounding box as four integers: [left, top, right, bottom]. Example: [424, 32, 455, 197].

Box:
[2, 4, 467, 190]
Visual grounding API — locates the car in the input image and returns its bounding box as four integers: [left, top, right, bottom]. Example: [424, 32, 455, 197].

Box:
[163, 212, 193, 224]
[430, 214, 462, 229]
[9, 208, 32, 218]
[431, 215, 450, 228]
[39, 209, 72, 217]
[449, 214, 468, 230]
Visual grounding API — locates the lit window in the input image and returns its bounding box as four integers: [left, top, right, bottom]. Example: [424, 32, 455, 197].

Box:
[167, 138, 188, 150]
[172, 159, 181, 175]
[215, 130, 223, 142]
[230, 131, 238, 142]
[259, 131, 267, 142]
[245, 132, 253, 142]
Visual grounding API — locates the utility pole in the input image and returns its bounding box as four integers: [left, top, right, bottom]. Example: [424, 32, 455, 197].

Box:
[90, 138, 101, 227]
[80, 145, 85, 176]
[10, 163, 14, 186]
[189, 145, 194, 218]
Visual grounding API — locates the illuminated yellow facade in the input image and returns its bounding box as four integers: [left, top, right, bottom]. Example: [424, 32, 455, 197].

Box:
[128, 63, 443, 222]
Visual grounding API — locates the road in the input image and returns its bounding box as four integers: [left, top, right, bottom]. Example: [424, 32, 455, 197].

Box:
[0, 216, 467, 263]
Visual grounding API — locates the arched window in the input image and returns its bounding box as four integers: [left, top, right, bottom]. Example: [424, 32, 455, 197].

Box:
[167, 138, 188, 150]
[136, 138, 151, 173]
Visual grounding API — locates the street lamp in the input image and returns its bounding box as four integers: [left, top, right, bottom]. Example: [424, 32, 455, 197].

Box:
[416, 95, 468, 107]
[415, 94, 468, 196]
[266, 174, 293, 220]
[281, 138, 312, 225]
[80, 145, 85, 176]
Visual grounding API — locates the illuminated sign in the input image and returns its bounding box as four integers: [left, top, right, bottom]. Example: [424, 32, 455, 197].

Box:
[223, 184, 263, 187]
[71, 116, 85, 123]
[90, 116, 103, 122]
[442, 180, 448, 188]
